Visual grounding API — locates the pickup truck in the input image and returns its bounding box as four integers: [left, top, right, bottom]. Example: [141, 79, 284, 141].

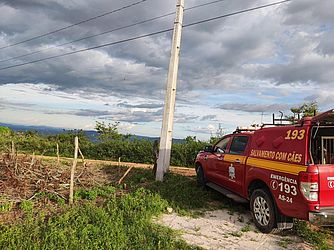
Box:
[195, 110, 334, 233]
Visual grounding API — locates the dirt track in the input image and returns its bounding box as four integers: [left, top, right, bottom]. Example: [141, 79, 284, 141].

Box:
[157, 210, 313, 250]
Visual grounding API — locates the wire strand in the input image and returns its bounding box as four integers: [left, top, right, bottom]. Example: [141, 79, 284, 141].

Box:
[0, 12, 175, 63]
[184, 0, 291, 28]
[0, 0, 148, 50]
[0, 0, 291, 72]
[186, 0, 226, 11]
[0, 28, 174, 71]
[0, 0, 228, 63]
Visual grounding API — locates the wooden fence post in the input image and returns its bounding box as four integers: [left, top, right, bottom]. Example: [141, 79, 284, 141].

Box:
[118, 166, 134, 185]
[56, 143, 60, 166]
[11, 141, 15, 156]
[78, 148, 86, 167]
[69, 136, 79, 205]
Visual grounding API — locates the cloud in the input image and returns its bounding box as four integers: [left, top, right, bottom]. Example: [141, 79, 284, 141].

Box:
[0, 0, 333, 138]
[0, 97, 37, 109]
[44, 108, 164, 123]
[186, 124, 216, 135]
[217, 103, 291, 113]
[0, 0, 330, 97]
[200, 115, 216, 121]
[117, 101, 162, 109]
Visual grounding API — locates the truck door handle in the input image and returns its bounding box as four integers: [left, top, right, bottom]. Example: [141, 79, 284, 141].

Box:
[234, 159, 241, 163]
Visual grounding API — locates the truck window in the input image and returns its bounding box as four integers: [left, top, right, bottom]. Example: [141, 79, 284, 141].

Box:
[214, 137, 230, 153]
[229, 136, 249, 155]
[322, 137, 334, 164]
[310, 127, 334, 164]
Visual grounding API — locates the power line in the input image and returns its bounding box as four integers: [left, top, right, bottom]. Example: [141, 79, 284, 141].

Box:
[0, 28, 174, 71]
[186, 0, 226, 11]
[0, 0, 291, 72]
[0, 0, 228, 63]
[0, 12, 175, 63]
[184, 0, 291, 28]
[0, 0, 148, 50]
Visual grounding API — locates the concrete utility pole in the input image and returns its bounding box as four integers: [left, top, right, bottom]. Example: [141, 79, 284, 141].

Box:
[156, 0, 185, 181]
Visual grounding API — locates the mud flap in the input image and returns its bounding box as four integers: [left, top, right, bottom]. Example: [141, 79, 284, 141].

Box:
[276, 212, 293, 230]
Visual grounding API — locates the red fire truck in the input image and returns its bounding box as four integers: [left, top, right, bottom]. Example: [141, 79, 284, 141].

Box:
[195, 110, 334, 233]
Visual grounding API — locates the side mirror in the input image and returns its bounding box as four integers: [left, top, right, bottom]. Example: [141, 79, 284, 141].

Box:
[216, 148, 225, 154]
[204, 145, 213, 153]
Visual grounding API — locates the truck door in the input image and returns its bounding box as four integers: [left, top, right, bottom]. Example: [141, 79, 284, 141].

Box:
[208, 136, 232, 184]
[218, 135, 249, 194]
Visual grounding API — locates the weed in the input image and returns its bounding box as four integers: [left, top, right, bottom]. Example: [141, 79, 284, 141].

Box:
[0, 188, 198, 249]
[293, 220, 330, 249]
[126, 170, 234, 216]
[0, 202, 12, 213]
[278, 238, 292, 249]
[19, 200, 34, 213]
[241, 225, 251, 233]
[36, 192, 66, 205]
[230, 231, 243, 237]
[74, 186, 116, 201]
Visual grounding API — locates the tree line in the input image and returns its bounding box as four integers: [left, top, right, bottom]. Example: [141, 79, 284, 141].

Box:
[0, 102, 319, 167]
[0, 122, 208, 168]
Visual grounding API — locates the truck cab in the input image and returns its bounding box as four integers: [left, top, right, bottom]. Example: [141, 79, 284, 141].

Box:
[195, 109, 334, 233]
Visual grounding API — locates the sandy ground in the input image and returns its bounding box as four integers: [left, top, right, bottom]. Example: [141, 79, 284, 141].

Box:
[156, 210, 313, 250]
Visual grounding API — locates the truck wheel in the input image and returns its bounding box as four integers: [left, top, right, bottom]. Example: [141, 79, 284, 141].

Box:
[196, 165, 206, 187]
[250, 189, 276, 233]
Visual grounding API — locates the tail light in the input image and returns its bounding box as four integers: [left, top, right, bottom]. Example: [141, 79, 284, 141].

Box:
[299, 172, 319, 202]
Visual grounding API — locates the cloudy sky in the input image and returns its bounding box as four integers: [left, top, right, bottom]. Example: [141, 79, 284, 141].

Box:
[0, 0, 333, 140]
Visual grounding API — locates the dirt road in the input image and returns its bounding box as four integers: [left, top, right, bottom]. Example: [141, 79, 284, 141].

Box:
[157, 210, 312, 250]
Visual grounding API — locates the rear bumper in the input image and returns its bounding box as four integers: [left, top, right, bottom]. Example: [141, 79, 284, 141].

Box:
[309, 208, 334, 226]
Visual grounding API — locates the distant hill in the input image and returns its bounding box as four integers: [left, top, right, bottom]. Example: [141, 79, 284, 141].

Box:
[0, 123, 64, 134]
[0, 123, 185, 143]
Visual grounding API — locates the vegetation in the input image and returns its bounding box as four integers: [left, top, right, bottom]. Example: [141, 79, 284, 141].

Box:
[0, 187, 200, 249]
[286, 101, 319, 122]
[0, 106, 332, 248]
[0, 123, 208, 168]
[0, 168, 224, 250]
[292, 220, 331, 250]
[0, 163, 332, 249]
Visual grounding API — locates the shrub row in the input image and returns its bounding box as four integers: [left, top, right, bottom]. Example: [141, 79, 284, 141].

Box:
[0, 129, 209, 167]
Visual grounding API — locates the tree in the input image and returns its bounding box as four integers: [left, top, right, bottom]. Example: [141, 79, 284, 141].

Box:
[95, 121, 124, 141]
[0, 126, 12, 136]
[286, 101, 319, 122]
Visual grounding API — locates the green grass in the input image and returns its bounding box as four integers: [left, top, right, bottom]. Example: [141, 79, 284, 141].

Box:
[124, 168, 247, 217]
[0, 166, 232, 249]
[18, 200, 34, 213]
[0, 187, 201, 250]
[0, 202, 13, 213]
[3, 166, 332, 250]
[293, 220, 331, 250]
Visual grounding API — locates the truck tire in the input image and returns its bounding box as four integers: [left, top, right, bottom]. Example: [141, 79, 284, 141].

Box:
[250, 189, 276, 233]
[196, 165, 206, 187]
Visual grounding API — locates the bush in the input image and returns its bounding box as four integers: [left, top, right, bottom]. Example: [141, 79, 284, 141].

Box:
[0, 128, 209, 168]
